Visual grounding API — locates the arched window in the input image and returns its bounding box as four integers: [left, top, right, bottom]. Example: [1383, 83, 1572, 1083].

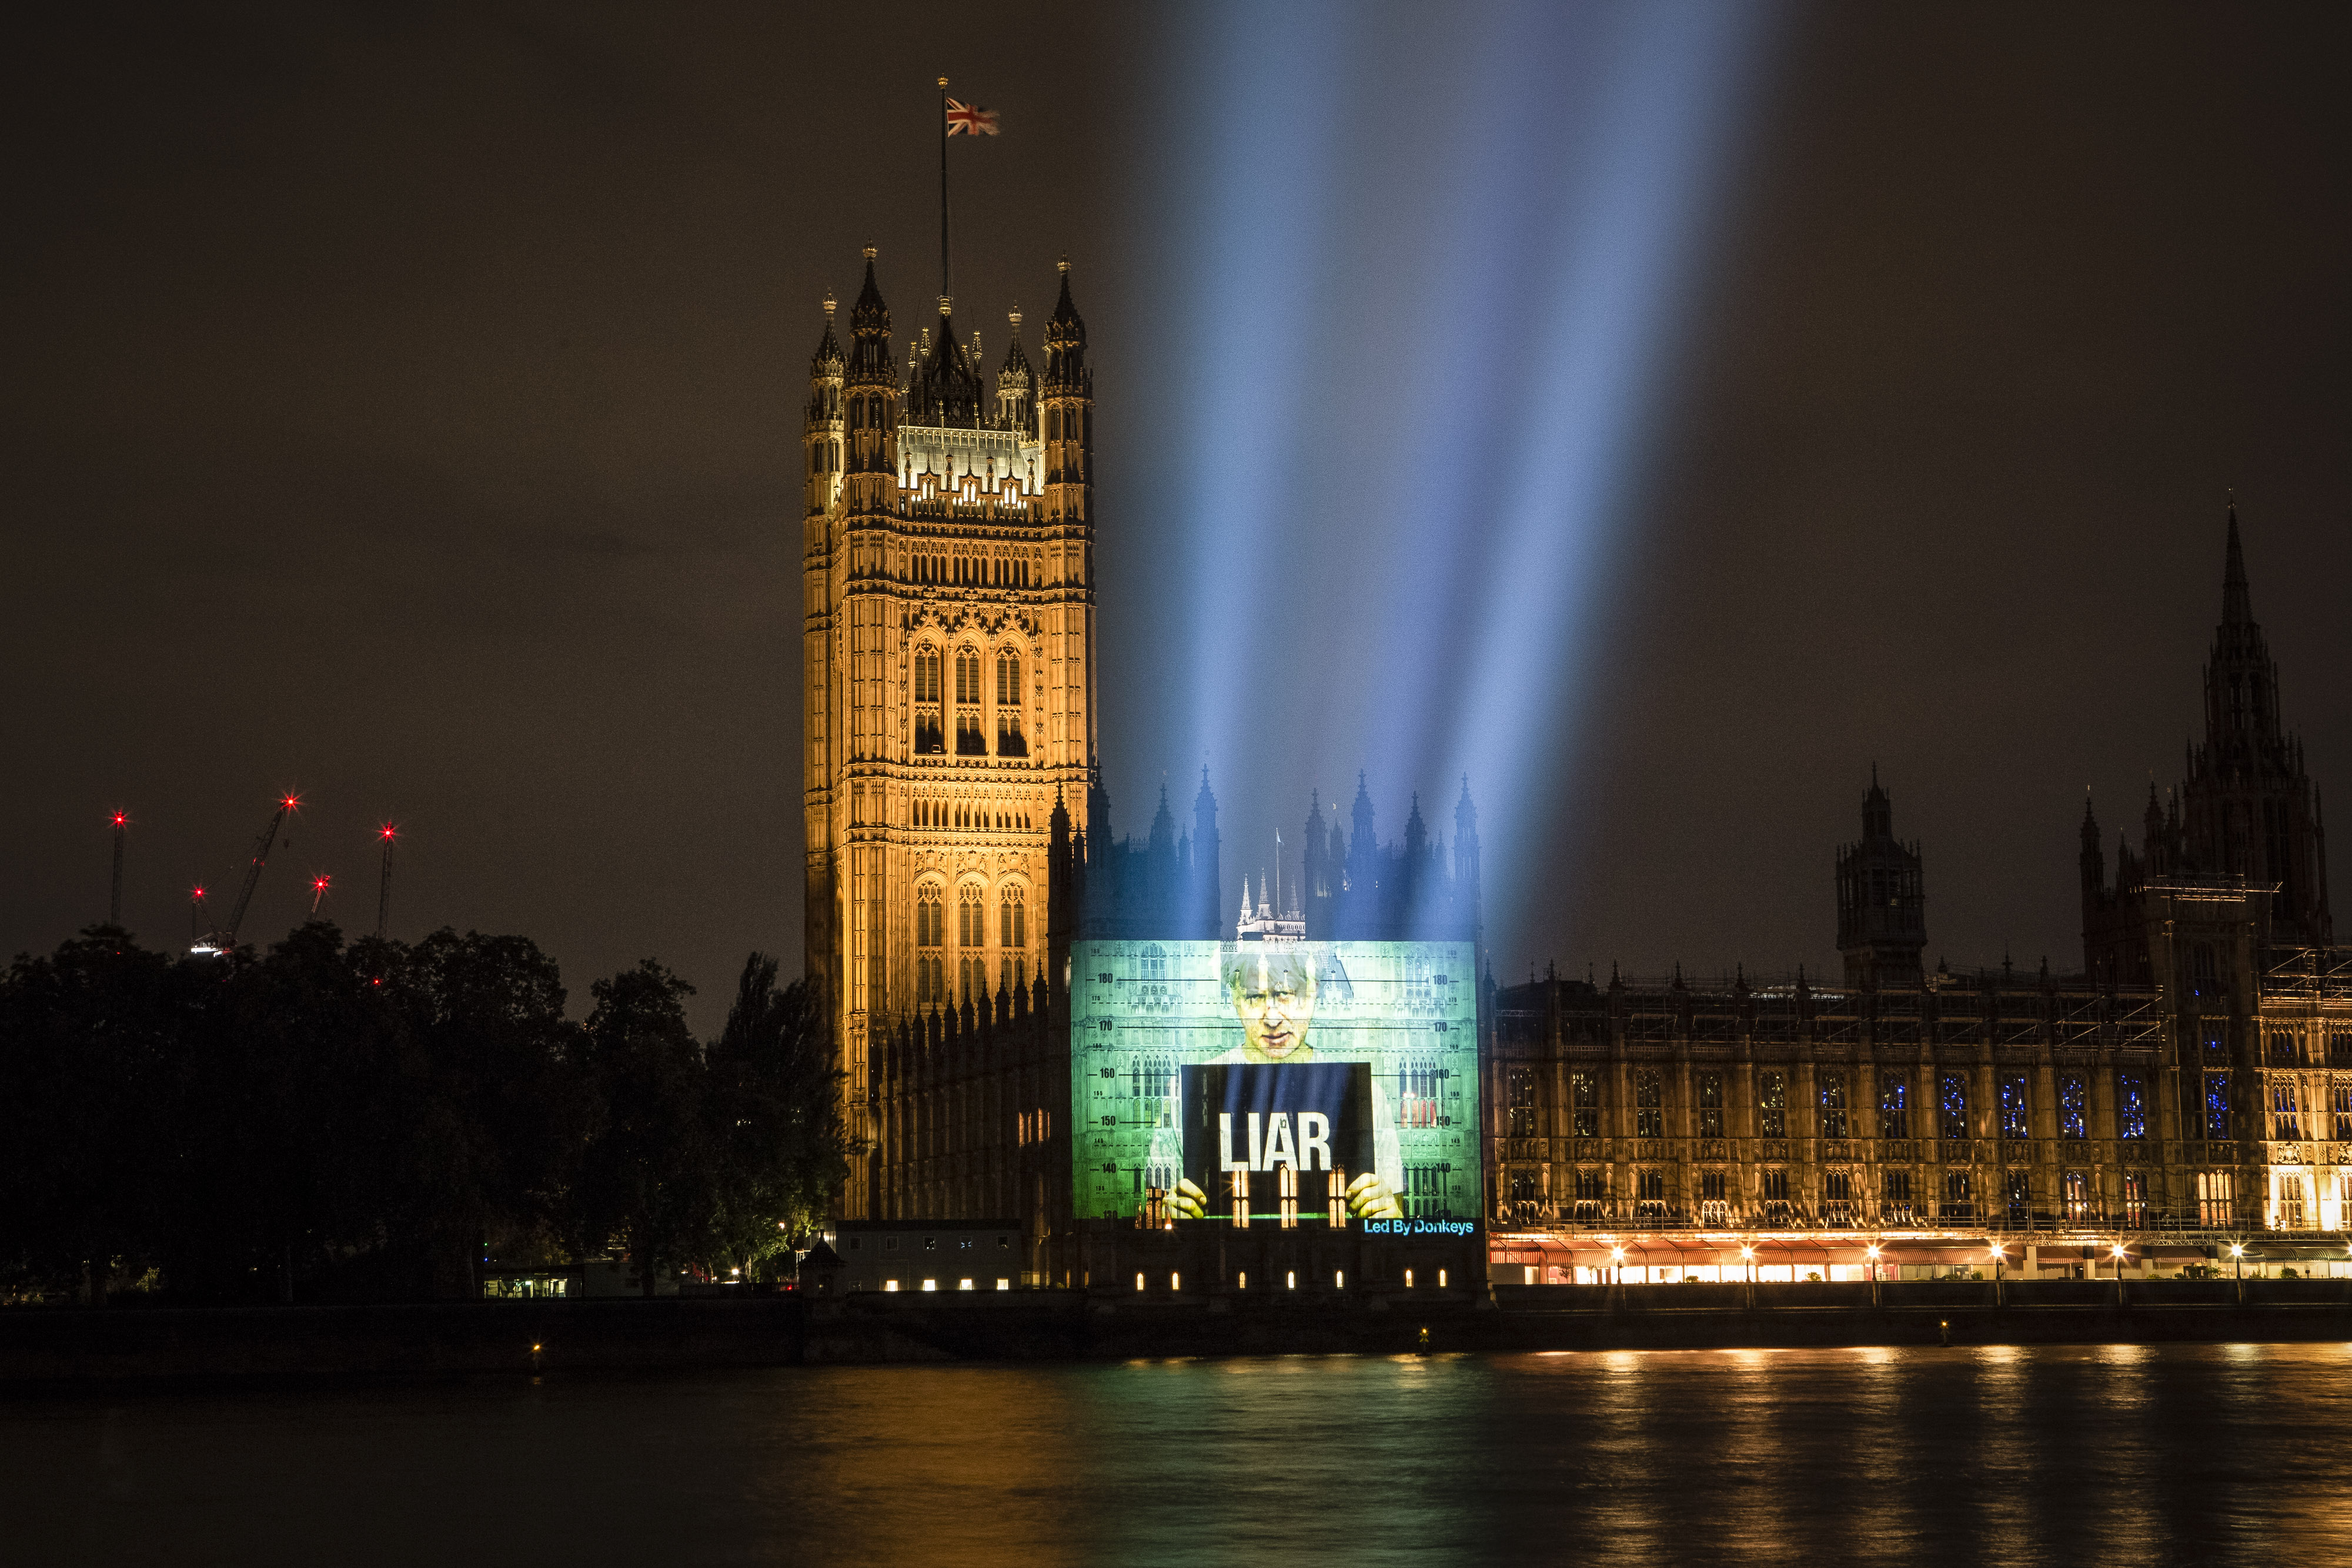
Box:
[1939, 1074, 1969, 1142]
[1879, 1079, 1909, 1139]
[915, 884, 943, 1008]
[954, 651, 985, 754]
[958, 883, 984, 949]
[995, 651, 1027, 756]
[1000, 884, 1025, 952]
[1819, 1071, 1849, 1140]
[1635, 1070, 1663, 1139]
[913, 648, 943, 754]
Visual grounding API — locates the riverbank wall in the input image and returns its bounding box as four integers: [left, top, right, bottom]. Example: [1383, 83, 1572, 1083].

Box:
[4, 1279, 2347, 1383]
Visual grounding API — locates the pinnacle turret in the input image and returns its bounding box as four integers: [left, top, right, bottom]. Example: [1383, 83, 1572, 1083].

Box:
[845, 249, 893, 383]
[911, 299, 983, 427]
[1042, 259, 1088, 394]
[811, 291, 843, 375]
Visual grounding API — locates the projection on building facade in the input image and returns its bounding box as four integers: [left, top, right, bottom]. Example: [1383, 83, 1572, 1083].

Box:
[1071, 940, 1481, 1228]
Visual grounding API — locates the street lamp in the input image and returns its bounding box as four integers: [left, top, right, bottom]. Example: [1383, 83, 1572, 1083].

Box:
[1987, 1242, 2006, 1305]
[2229, 1241, 2246, 1305]
[1610, 1245, 1626, 1286]
[1865, 1243, 1882, 1307]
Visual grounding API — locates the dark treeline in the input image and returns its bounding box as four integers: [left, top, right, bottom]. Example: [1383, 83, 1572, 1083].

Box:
[0, 923, 843, 1305]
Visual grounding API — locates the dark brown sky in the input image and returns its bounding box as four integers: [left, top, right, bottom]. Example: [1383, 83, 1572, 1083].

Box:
[4, 2, 2347, 1030]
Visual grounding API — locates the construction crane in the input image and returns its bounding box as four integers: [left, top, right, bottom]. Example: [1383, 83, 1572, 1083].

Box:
[375, 824, 398, 940]
[109, 810, 128, 925]
[195, 792, 300, 955]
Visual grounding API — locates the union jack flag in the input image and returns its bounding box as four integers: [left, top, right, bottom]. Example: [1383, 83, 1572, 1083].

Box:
[946, 97, 999, 136]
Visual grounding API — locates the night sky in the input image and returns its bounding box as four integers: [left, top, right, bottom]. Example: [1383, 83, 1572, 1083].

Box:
[6, 2, 2347, 1032]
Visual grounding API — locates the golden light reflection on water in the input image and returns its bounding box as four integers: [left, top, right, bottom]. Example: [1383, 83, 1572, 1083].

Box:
[14, 1345, 2352, 1566]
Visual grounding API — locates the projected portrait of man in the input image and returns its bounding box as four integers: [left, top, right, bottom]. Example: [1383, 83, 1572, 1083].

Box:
[1163, 943, 1405, 1221]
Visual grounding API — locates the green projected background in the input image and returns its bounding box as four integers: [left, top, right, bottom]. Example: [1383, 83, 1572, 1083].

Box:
[1070, 940, 1479, 1223]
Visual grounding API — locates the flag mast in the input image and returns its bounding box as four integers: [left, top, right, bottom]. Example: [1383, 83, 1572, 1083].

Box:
[937, 75, 952, 306]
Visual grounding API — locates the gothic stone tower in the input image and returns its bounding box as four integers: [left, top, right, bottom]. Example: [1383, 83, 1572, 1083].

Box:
[2081, 506, 2334, 982]
[1835, 770, 1927, 988]
[2180, 506, 2331, 946]
[804, 252, 1097, 1216]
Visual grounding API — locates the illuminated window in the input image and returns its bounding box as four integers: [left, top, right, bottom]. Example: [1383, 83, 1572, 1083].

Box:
[1819, 1071, 1849, 1140]
[2059, 1074, 2087, 1140]
[2117, 1072, 2147, 1143]
[1758, 1072, 1787, 1138]
[1697, 1072, 1724, 1139]
[1506, 1066, 1538, 1137]
[1998, 1074, 2029, 1140]
[2278, 1174, 2308, 1230]
[2060, 1170, 2087, 1225]
[2334, 1082, 2352, 1142]
[1634, 1070, 1663, 1139]
[2121, 1174, 2146, 1228]
[2271, 1079, 2301, 1140]
[1569, 1071, 1599, 1138]
[1879, 1079, 1910, 1140]
[1939, 1074, 1969, 1142]
[2196, 1170, 2234, 1228]
[2268, 1031, 2298, 1065]
[2203, 1072, 2231, 1141]
[1760, 1170, 1789, 1214]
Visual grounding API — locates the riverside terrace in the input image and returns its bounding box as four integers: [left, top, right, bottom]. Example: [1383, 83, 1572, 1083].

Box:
[1481, 951, 2352, 1275]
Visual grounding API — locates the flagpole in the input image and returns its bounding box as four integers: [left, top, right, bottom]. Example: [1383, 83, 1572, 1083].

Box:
[937, 75, 951, 306]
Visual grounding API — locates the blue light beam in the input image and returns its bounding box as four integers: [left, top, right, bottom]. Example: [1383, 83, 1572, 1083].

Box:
[1125, 0, 1777, 935]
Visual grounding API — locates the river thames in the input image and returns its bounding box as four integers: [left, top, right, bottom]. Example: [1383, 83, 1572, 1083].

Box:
[7, 1342, 2350, 1563]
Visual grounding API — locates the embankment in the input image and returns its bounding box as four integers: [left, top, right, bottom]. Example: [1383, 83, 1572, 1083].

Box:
[4, 1278, 2346, 1383]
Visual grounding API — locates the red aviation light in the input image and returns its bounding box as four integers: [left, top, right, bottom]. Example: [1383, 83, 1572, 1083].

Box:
[378, 824, 399, 841]
[312, 875, 331, 892]
[111, 811, 127, 827]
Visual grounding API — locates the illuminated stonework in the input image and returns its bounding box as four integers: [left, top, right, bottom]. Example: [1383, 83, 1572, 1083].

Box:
[804, 254, 1096, 1215]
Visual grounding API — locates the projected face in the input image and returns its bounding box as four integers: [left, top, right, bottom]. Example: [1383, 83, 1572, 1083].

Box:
[1227, 951, 1317, 1062]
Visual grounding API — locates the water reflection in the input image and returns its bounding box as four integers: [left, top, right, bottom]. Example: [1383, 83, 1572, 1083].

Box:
[4, 1344, 2348, 1564]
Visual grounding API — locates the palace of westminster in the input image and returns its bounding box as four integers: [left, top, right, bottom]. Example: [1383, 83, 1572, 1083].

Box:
[800, 246, 2347, 1283]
